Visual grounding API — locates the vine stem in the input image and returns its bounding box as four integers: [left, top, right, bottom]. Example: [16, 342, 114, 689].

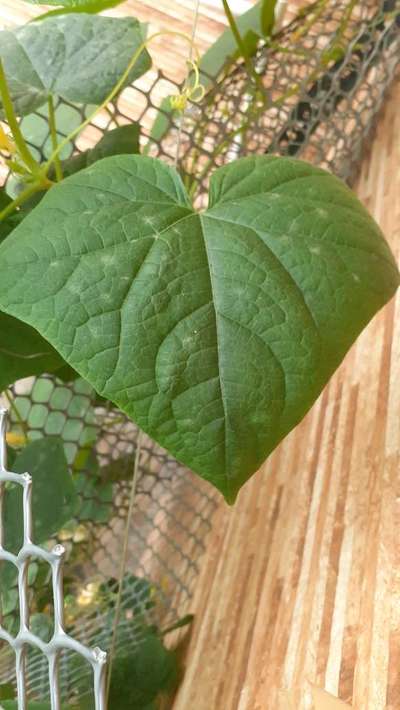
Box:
[0, 59, 41, 174]
[174, 0, 202, 168]
[47, 96, 63, 182]
[106, 431, 143, 703]
[221, 0, 261, 86]
[0, 181, 51, 223]
[291, 0, 330, 42]
[336, 0, 358, 41]
[189, 0, 362, 195]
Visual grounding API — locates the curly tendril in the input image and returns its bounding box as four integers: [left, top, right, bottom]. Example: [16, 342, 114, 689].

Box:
[170, 59, 205, 112]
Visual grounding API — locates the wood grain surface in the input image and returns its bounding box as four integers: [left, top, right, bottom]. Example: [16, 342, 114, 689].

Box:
[1, 2, 399, 708]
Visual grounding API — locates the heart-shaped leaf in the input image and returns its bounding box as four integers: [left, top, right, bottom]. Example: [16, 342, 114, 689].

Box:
[0, 155, 398, 502]
[0, 14, 151, 117]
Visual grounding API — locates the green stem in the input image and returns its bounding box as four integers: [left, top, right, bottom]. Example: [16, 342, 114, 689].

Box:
[0, 181, 51, 223]
[291, 0, 329, 42]
[191, 68, 320, 192]
[189, 0, 361, 195]
[336, 0, 358, 41]
[221, 0, 261, 85]
[0, 59, 41, 174]
[47, 96, 63, 182]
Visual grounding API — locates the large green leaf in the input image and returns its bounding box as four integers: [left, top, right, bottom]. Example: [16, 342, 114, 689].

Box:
[0, 155, 398, 502]
[0, 312, 65, 392]
[0, 14, 151, 117]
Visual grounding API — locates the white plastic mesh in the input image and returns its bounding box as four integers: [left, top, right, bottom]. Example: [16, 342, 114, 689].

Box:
[0, 408, 107, 710]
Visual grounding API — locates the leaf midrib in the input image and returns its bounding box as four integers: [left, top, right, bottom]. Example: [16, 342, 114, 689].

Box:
[199, 213, 231, 494]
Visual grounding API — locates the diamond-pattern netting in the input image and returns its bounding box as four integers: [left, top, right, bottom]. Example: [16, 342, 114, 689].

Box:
[0, 0, 399, 703]
[1, 375, 218, 701]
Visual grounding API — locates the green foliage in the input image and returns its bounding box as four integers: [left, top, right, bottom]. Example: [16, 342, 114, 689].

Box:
[108, 632, 179, 709]
[0, 14, 151, 117]
[0, 312, 65, 392]
[199, 1, 263, 80]
[73, 452, 113, 524]
[0, 155, 398, 501]
[0, 437, 76, 613]
[57, 124, 141, 178]
[4, 437, 76, 552]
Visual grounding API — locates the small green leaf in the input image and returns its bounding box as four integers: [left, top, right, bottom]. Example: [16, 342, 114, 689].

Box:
[0, 312, 65, 392]
[59, 124, 140, 178]
[109, 635, 179, 709]
[0, 438, 76, 599]
[0, 15, 151, 117]
[0, 155, 398, 502]
[4, 437, 77, 552]
[260, 0, 277, 37]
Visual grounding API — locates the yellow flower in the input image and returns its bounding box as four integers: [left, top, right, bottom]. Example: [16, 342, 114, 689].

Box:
[0, 124, 16, 154]
[77, 581, 101, 608]
[6, 431, 27, 447]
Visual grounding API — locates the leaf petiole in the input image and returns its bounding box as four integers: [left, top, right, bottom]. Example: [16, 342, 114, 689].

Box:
[47, 96, 63, 182]
[0, 180, 52, 223]
[221, 0, 262, 86]
[0, 59, 42, 175]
